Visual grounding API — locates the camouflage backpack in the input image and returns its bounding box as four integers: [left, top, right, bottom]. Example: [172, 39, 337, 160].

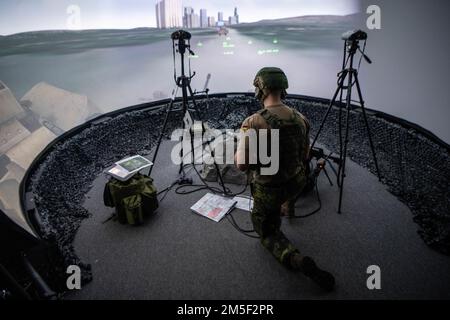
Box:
[103, 174, 158, 225]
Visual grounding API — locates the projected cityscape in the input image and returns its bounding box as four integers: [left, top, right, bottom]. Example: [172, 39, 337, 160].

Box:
[155, 0, 240, 29]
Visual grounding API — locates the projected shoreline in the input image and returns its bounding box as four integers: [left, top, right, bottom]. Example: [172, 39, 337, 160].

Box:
[0, 15, 355, 107]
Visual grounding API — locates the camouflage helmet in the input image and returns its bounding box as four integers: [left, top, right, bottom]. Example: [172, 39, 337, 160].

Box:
[253, 67, 289, 102]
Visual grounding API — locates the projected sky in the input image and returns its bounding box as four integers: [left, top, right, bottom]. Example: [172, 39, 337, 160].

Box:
[0, 0, 360, 35]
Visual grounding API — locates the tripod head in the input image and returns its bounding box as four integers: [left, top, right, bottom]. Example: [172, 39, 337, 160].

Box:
[171, 29, 197, 86]
[171, 30, 195, 56]
[342, 29, 372, 65]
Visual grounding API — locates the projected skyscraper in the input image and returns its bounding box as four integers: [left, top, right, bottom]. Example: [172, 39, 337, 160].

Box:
[183, 7, 193, 28]
[200, 9, 208, 28]
[155, 0, 182, 28]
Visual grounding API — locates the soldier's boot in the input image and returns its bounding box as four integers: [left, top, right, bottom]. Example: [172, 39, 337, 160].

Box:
[290, 254, 335, 292]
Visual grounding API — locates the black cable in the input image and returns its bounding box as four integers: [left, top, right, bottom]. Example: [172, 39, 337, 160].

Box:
[226, 213, 260, 239]
[192, 161, 231, 194]
[227, 212, 254, 233]
[220, 177, 249, 197]
[172, 39, 177, 84]
[227, 220, 260, 239]
[325, 158, 339, 179]
[174, 159, 256, 237]
[288, 160, 324, 219]
[185, 145, 249, 198]
[157, 163, 193, 203]
[188, 39, 193, 78]
[157, 186, 172, 197]
[357, 40, 367, 73]
[351, 40, 367, 87]
[175, 183, 223, 195]
[171, 163, 258, 238]
[290, 176, 322, 219]
[158, 183, 176, 203]
[176, 156, 322, 230]
[156, 130, 249, 200]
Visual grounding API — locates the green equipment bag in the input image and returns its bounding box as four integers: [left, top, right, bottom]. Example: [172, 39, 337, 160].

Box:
[103, 173, 158, 225]
[122, 194, 144, 226]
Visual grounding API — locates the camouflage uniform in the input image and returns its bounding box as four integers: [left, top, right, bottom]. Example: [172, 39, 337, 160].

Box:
[246, 107, 310, 267]
[251, 172, 307, 267]
[240, 68, 335, 291]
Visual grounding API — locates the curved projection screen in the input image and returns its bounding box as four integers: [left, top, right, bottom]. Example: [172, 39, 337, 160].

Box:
[0, 0, 449, 234]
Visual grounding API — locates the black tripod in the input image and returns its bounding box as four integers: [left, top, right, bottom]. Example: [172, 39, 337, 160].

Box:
[149, 30, 227, 194]
[310, 33, 381, 214]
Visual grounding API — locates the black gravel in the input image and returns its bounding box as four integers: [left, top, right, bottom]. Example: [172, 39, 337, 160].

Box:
[27, 96, 450, 289]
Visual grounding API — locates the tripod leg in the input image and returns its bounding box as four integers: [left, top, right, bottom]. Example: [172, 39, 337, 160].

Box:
[354, 74, 382, 181]
[188, 82, 227, 194]
[337, 83, 345, 187]
[178, 78, 191, 175]
[338, 106, 351, 214]
[178, 80, 199, 175]
[337, 68, 355, 214]
[187, 84, 202, 120]
[310, 70, 348, 150]
[323, 167, 334, 186]
[183, 79, 227, 194]
[325, 158, 339, 179]
[212, 149, 228, 195]
[337, 42, 348, 187]
[149, 97, 176, 177]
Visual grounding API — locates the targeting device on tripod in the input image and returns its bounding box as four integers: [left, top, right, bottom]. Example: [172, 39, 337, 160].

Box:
[171, 30, 196, 84]
[342, 30, 372, 65]
[170, 30, 200, 117]
[171, 30, 193, 52]
[149, 30, 228, 194]
[150, 30, 201, 177]
[310, 29, 382, 214]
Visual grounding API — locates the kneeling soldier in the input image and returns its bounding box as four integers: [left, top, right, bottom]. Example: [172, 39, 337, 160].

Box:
[235, 67, 335, 292]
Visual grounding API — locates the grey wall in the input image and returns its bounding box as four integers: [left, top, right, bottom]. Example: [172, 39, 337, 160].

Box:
[356, 0, 450, 143]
